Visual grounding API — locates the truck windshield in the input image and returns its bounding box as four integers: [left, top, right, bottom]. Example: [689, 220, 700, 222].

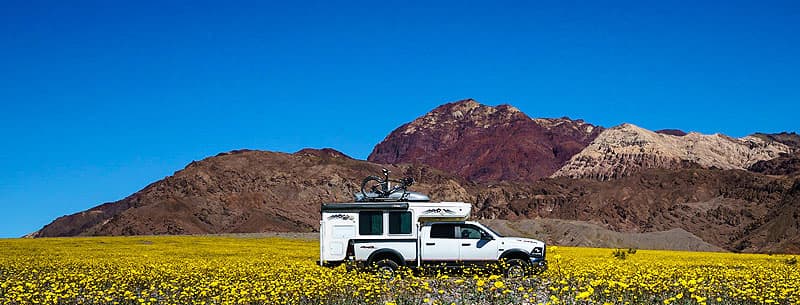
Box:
[481, 224, 504, 238]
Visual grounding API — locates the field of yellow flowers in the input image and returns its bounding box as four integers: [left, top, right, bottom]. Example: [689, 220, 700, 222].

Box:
[0, 235, 797, 305]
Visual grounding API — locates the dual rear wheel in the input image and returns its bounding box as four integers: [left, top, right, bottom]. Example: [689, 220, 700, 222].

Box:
[371, 258, 400, 277]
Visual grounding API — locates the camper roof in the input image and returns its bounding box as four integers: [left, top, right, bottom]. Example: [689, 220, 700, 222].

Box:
[321, 202, 409, 211]
[321, 201, 472, 221]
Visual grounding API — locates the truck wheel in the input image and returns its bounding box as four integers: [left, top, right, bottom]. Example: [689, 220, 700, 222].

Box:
[372, 259, 399, 277]
[503, 258, 530, 278]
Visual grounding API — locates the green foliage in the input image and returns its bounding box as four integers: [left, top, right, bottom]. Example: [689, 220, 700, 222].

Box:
[612, 248, 627, 260]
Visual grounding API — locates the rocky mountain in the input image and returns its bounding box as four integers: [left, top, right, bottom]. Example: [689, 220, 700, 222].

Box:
[749, 152, 800, 176]
[35, 149, 474, 237]
[552, 123, 792, 180]
[369, 99, 797, 182]
[34, 147, 800, 253]
[33, 99, 800, 253]
[752, 132, 800, 149]
[368, 99, 602, 182]
[478, 168, 800, 253]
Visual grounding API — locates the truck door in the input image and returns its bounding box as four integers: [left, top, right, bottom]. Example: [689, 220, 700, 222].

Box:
[457, 224, 499, 262]
[420, 223, 459, 264]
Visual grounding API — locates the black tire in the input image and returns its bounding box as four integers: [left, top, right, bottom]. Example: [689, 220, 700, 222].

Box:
[372, 258, 399, 277]
[361, 176, 384, 199]
[503, 258, 530, 278]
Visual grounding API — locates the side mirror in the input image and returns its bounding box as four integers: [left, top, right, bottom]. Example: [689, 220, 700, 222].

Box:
[481, 232, 494, 240]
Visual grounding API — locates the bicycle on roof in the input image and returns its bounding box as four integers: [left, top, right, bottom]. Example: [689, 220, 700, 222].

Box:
[360, 168, 415, 201]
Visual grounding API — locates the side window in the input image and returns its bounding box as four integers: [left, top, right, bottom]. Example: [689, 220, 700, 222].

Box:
[359, 211, 383, 235]
[459, 226, 482, 239]
[430, 224, 456, 238]
[388, 212, 412, 234]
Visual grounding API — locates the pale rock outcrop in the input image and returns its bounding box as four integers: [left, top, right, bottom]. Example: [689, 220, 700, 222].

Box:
[553, 123, 791, 180]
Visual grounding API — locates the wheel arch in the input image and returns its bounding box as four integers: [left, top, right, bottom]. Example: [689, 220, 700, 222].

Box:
[367, 248, 406, 266]
[499, 249, 530, 261]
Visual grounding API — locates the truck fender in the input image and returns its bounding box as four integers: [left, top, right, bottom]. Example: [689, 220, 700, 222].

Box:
[499, 249, 530, 261]
[367, 248, 406, 267]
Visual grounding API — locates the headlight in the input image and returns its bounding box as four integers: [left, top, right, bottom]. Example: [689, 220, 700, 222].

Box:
[531, 246, 543, 258]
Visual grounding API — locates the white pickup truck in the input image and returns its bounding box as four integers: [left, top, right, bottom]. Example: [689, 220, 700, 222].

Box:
[319, 201, 547, 277]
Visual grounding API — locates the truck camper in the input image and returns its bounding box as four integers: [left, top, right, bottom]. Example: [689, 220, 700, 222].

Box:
[319, 169, 547, 277]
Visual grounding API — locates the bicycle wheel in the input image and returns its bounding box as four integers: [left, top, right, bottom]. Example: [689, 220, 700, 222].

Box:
[361, 176, 385, 199]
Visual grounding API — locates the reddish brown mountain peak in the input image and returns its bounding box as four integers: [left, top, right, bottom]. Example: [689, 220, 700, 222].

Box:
[532, 117, 602, 137]
[432, 98, 481, 113]
[399, 100, 530, 137]
[215, 149, 255, 157]
[369, 99, 602, 182]
[293, 148, 352, 159]
[429, 99, 524, 117]
[495, 104, 521, 113]
[452, 98, 479, 105]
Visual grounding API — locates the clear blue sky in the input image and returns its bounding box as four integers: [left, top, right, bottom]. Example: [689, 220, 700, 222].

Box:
[1, 1, 798, 237]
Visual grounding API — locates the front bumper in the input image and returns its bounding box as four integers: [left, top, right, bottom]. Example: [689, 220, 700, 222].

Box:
[529, 257, 548, 273]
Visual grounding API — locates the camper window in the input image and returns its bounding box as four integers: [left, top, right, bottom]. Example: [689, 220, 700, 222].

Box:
[358, 211, 383, 235]
[388, 212, 412, 234]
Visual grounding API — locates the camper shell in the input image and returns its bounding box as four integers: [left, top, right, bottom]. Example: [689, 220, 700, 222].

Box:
[319, 201, 470, 265]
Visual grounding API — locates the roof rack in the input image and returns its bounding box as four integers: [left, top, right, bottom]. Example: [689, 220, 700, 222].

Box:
[354, 191, 430, 202]
[321, 202, 410, 212]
